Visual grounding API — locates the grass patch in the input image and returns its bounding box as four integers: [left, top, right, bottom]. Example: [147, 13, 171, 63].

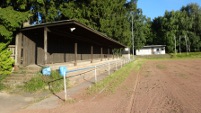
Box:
[24, 70, 68, 93]
[24, 74, 46, 92]
[0, 74, 7, 91]
[87, 59, 144, 95]
[0, 82, 5, 91]
[171, 52, 201, 58]
[156, 64, 166, 69]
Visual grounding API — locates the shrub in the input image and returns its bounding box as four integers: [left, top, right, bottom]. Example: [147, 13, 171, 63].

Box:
[24, 70, 68, 93]
[0, 44, 14, 76]
[24, 75, 46, 92]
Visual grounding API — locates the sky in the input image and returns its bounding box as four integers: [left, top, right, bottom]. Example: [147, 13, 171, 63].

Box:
[137, 0, 201, 20]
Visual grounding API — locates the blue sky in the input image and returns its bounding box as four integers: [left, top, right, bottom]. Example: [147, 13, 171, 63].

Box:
[137, 0, 201, 20]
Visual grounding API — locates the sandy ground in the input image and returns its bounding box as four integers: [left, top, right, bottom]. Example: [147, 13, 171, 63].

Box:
[13, 59, 201, 113]
[131, 59, 201, 113]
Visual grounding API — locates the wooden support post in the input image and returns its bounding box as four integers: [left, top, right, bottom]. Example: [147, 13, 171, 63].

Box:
[94, 66, 97, 83]
[91, 46, 93, 63]
[108, 48, 110, 60]
[22, 35, 27, 66]
[112, 49, 114, 59]
[101, 47, 103, 61]
[15, 34, 19, 66]
[74, 43, 77, 66]
[15, 33, 22, 69]
[44, 27, 48, 65]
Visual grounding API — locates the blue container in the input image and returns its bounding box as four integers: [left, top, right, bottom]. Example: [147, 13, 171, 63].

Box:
[59, 66, 68, 76]
[42, 67, 51, 76]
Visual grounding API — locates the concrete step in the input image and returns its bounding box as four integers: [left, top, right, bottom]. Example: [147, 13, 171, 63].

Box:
[2, 67, 39, 87]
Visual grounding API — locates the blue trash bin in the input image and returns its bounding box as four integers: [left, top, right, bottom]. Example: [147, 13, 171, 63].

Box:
[42, 67, 51, 76]
[59, 66, 67, 76]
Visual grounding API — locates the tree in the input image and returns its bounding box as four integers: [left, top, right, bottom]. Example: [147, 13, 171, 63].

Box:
[151, 3, 201, 53]
[60, 0, 132, 46]
[0, 7, 29, 75]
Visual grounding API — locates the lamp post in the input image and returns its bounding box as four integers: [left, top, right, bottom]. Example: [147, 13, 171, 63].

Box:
[131, 11, 134, 59]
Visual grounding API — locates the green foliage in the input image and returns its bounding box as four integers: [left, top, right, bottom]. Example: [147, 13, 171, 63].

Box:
[0, 44, 14, 75]
[0, 25, 12, 40]
[0, 7, 30, 32]
[151, 3, 201, 53]
[48, 71, 66, 93]
[24, 75, 46, 92]
[0, 74, 6, 91]
[0, 82, 5, 91]
[60, 0, 133, 46]
[24, 71, 67, 93]
[0, 7, 29, 76]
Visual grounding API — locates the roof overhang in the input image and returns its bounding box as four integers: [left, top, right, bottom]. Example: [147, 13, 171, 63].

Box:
[21, 20, 126, 48]
[143, 45, 166, 48]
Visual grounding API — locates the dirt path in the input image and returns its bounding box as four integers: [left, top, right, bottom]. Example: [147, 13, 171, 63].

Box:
[131, 59, 201, 113]
[16, 59, 201, 113]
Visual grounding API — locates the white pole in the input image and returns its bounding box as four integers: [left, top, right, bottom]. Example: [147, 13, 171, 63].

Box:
[94, 66, 97, 83]
[116, 61, 117, 70]
[121, 60, 122, 68]
[108, 62, 110, 75]
[63, 72, 67, 101]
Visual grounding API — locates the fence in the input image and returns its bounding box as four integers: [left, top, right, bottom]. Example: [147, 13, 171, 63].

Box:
[61, 58, 133, 101]
[8, 45, 16, 59]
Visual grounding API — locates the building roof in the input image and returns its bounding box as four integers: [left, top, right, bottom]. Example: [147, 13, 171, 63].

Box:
[143, 45, 166, 48]
[21, 20, 126, 48]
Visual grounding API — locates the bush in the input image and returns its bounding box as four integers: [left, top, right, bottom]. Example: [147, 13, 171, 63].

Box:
[0, 43, 14, 76]
[24, 70, 68, 93]
[24, 75, 46, 92]
[48, 71, 66, 93]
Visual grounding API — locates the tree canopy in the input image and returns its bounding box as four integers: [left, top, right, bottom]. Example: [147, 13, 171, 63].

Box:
[151, 3, 201, 53]
[0, 7, 29, 75]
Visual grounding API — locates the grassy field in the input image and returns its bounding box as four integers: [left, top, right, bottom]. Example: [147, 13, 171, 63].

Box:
[170, 52, 201, 58]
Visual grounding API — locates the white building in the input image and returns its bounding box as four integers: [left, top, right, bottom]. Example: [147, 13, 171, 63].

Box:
[136, 45, 166, 56]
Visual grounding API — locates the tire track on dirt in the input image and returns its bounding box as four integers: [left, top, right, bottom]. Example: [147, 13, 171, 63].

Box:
[143, 61, 183, 113]
[126, 63, 144, 113]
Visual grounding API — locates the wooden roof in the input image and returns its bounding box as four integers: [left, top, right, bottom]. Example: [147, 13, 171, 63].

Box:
[21, 20, 126, 48]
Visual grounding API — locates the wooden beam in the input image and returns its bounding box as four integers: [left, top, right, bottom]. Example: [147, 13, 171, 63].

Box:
[112, 49, 114, 59]
[74, 43, 77, 66]
[15, 34, 19, 66]
[108, 48, 110, 60]
[91, 46, 93, 63]
[22, 35, 26, 66]
[101, 47, 103, 61]
[15, 33, 22, 68]
[44, 27, 48, 65]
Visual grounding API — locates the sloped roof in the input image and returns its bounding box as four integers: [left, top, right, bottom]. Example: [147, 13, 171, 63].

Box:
[21, 20, 126, 48]
[143, 45, 166, 48]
